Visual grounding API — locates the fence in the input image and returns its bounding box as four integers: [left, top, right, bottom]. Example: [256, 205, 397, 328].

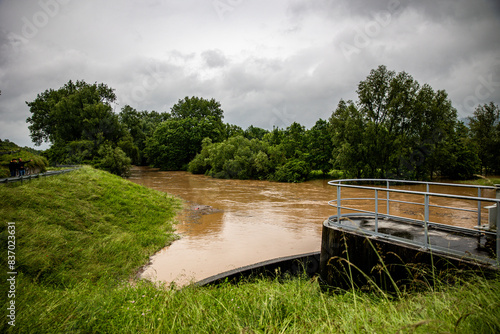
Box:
[0, 168, 80, 184]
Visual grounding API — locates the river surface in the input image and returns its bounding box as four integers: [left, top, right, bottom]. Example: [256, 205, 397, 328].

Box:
[128, 166, 496, 286]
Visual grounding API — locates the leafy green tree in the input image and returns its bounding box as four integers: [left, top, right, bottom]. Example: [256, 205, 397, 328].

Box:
[468, 102, 500, 174]
[244, 126, 268, 140]
[225, 124, 244, 138]
[26, 80, 131, 174]
[26, 80, 120, 147]
[330, 66, 461, 180]
[280, 122, 308, 160]
[263, 127, 285, 146]
[438, 122, 480, 179]
[170, 96, 224, 121]
[146, 116, 224, 170]
[146, 96, 226, 170]
[329, 100, 367, 178]
[119, 105, 169, 164]
[306, 119, 333, 174]
[189, 135, 277, 180]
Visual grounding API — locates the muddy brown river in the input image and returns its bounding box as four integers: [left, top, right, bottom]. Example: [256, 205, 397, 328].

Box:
[128, 166, 496, 286]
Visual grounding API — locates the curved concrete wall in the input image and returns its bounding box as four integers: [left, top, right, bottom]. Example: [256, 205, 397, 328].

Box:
[195, 252, 320, 286]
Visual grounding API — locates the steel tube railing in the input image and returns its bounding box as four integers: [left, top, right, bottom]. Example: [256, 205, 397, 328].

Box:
[328, 179, 500, 265]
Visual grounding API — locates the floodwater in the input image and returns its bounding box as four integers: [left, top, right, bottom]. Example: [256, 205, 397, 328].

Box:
[128, 166, 497, 286]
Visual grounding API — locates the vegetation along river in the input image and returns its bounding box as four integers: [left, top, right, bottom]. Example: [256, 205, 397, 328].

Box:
[129, 166, 496, 286]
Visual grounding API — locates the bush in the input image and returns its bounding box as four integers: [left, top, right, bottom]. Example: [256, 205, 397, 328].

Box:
[187, 138, 213, 174]
[328, 169, 345, 180]
[93, 144, 131, 177]
[273, 159, 311, 182]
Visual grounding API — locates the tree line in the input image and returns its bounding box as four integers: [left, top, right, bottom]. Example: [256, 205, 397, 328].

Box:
[26, 65, 500, 181]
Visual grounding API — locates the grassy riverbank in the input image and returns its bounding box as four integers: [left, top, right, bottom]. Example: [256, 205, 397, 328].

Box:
[1, 167, 499, 333]
[458, 176, 500, 187]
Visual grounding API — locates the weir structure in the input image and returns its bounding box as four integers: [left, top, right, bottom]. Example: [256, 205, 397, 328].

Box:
[320, 179, 500, 289]
[196, 179, 499, 287]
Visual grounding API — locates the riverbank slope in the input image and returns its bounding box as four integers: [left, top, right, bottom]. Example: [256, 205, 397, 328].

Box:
[1, 166, 499, 333]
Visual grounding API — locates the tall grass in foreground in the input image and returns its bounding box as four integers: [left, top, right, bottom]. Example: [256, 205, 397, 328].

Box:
[10, 272, 500, 333]
[1, 166, 499, 333]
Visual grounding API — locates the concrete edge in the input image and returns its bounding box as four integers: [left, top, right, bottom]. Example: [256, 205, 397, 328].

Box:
[194, 252, 321, 287]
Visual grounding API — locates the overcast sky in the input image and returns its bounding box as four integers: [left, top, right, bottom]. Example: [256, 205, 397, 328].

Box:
[1, 0, 499, 149]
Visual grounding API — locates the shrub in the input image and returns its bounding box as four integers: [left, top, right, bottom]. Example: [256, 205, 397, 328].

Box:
[93, 144, 132, 176]
[273, 159, 311, 182]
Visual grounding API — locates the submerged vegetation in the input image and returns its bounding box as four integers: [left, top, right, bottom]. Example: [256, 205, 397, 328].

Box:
[1, 167, 499, 332]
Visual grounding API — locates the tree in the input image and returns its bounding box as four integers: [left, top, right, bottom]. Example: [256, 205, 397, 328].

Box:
[170, 96, 224, 121]
[273, 159, 311, 183]
[329, 100, 367, 178]
[438, 122, 480, 179]
[146, 116, 224, 170]
[26, 80, 133, 174]
[244, 126, 268, 140]
[280, 122, 307, 160]
[119, 105, 169, 165]
[330, 66, 461, 180]
[144, 96, 226, 170]
[225, 124, 244, 138]
[468, 102, 500, 174]
[306, 119, 333, 174]
[26, 80, 119, 147]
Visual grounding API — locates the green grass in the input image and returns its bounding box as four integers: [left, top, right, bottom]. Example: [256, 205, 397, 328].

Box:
[7, 272, 500, 333]
[455, 176, 500, 187]
[0, 166, 181, 287]
[1, 166, 499, 333]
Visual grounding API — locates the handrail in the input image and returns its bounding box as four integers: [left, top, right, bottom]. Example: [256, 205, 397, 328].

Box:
[0, 168, 80, 184]
[328, 179, 500, 265]
[328, 178, 497, 190]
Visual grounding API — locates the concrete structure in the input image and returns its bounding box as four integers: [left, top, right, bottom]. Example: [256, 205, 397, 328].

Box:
[319, 179, 500, 290]
[196, 252, 320, 286]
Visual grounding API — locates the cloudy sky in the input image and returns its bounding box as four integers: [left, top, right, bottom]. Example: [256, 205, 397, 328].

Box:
[1, 0, 499, 149]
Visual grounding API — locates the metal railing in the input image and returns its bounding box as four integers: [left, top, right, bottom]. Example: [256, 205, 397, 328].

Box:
[327, 179, 500, 265]
[0, 168, 80, 184]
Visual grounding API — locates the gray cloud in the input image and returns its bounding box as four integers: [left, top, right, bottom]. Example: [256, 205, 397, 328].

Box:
[202, 49, 228, 68]
[0, 0, 499, 148]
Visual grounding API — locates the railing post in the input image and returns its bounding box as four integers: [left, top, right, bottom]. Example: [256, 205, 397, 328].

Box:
[497, 201, 500, 265]
[424, 193, 430, 248]
[386, 180, 390, 216]
[496, 185, 500, 265]
[375, 189, 379, 233]
[337, 183, 341, 222]
[478, 188, 482, 227]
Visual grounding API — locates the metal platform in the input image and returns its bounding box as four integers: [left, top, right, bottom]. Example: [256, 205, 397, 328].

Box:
[326, 214, 497, 266]
[327, 179, 500, 266]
